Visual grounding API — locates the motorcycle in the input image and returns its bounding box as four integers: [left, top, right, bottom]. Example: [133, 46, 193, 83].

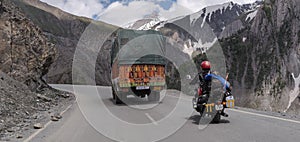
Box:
[192, 87, 234, 123]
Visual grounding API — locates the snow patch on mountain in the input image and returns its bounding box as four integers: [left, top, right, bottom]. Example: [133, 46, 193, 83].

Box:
[181, 37, 218, 58]
[125, 17, 165, 30]
[182, 39, 194, 58]
[246, 9, 258, 21]
[195, 38, 218, 53]
[137, 18, 163, 30]
[200, 2, 234, 28]
[190, 12, 202, 25]
[285, 73, 300, 112]
[154, 15, 186, 30]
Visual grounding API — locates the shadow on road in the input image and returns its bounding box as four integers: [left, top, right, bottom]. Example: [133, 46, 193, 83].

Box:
[188, 115, 230, 125]
[108, 98, 163, 106]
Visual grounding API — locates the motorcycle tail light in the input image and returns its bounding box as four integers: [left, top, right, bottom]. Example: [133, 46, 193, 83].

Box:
[198, 88, 202, 96]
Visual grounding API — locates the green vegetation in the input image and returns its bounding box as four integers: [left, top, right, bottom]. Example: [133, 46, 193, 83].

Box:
[270, 0, 276, 4]
[245, 59, 254, 89]
[220, 30, 251, 85]
[262, 4, 272, 21]
[270, 77, 286, 97]
[298, 30, 300, 43]
[165, 62, 181, 90]
[277, 21, 292, 57]
[192, 53, 208, 71]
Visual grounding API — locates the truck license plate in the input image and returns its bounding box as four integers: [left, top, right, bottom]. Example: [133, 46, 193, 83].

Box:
[136, 86, 150, 90]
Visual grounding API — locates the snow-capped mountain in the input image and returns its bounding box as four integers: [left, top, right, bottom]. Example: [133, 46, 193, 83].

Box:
[168, 1, 262, 38]
[127, 1, 262, 31]
[126, 17, 163, 30]
[157, 1, 262, 57]
[125, 1, 263, 58]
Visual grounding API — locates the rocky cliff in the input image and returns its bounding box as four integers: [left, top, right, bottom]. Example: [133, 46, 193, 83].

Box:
[0, 0, 56, 91]
[10, 0, 117, 85]
[220, 0, 300, 114]
[0, 0, 73, 140]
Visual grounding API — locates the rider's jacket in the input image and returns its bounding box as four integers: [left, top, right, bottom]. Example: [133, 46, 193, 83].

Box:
[191, 72, 231, 96]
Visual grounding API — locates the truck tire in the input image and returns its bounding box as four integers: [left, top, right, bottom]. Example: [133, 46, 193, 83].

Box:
[112, 88, 122, 104]
[155, 92, 160, 102]
[149, 92, 160, 102]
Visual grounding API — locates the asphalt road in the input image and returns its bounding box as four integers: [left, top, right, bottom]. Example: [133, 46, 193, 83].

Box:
[26, 85, 300, 142]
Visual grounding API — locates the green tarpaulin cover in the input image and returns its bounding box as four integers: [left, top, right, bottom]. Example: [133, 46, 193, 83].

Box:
[112, 29, 166, 65]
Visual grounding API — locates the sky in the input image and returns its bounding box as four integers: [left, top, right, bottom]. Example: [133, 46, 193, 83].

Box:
[40, 0, 260, 26]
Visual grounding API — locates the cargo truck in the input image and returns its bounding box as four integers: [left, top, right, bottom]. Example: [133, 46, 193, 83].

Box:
[111, 29, 166, 104]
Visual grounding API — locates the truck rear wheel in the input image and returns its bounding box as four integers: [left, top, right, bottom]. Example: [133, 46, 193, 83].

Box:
[112, 88, 122, 104]
[155, 92, 160, 102]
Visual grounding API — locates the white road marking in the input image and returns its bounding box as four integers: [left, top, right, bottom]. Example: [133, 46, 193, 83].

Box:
[23, 118, 52, 142]
[145, 113, 158, 125]
[229, 108, 300, 124]
[23, 102, 74, 142]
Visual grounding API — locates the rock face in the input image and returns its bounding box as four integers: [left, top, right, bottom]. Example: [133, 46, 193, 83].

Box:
[0, 0, 74, 140]
[220, 0, 300, 114]
[0, 71, 37, 138]
[10, 0, 117, 85]
[0, 0, 56, 91]
[10, 0, 90, 84]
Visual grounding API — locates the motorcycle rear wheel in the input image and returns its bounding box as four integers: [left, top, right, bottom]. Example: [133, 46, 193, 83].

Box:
[212, 113, 221, 123]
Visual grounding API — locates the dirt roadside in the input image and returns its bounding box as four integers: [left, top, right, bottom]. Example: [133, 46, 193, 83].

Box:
[0, 72, 75, 141]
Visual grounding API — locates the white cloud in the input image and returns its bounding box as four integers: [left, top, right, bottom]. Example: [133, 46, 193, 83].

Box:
[40, 0, 261, 26]
[98, 1, 192, 27]
[40, 0, 104, 18]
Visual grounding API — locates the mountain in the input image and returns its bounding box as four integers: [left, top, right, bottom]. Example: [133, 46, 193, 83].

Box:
[0, 0, 73, 139]
[127, 1, 262, 58]
[0, 0, 56, 91]
[130, 1, 262, 37]
[125, 11, 164, 30]
[220, 0, 300, 114]
[10, 0, 118, 85]
[127, 0, 300, 115]
[126, 17, 163, 30]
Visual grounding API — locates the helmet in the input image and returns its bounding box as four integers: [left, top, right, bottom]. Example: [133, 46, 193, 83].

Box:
[200, 61, 211, 70]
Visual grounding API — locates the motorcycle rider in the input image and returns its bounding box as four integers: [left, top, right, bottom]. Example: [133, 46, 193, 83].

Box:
[191, 60, 229, 117]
